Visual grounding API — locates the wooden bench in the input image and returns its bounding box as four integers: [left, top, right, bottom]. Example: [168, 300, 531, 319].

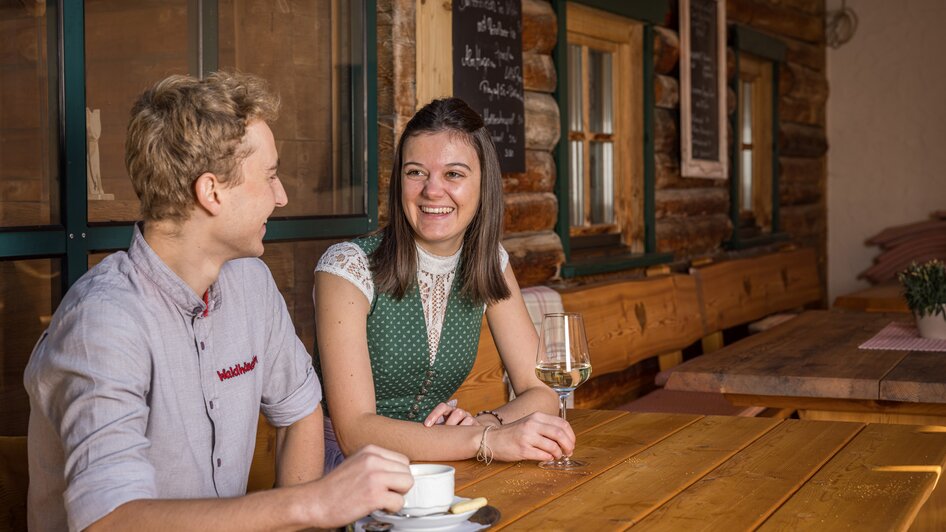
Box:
[558, 273, 714, 411]
[692, 246, 822, 353]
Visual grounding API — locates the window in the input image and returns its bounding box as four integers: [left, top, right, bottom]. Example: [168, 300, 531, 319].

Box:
[736, 54, 773, 238]
[0, 0, 376, 436]
[566, 3, 643, 254]
[728, 25, 786, 248]
[555, 1, 670, 276]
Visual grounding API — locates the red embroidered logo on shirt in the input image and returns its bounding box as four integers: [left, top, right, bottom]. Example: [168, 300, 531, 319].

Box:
[217, 356, 259, 382]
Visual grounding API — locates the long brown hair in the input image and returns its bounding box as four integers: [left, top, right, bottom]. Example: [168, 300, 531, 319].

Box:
[371, 98, 510, 305]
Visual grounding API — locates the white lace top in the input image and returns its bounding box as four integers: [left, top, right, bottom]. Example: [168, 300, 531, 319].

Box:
[316, 242, 509, 364]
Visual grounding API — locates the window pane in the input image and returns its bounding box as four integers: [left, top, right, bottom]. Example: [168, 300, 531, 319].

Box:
[588, 50, 612, 134]
[567, 44, 583, 132]
[589, 141, 614, 224]
[741, 80, 752, 142]
[0, 258, 61, 435]
[569, 141, 584, 226]
[0, 3, 60, 227]
[741, 149, 753, 212]
[219, 0, 365, 218]
[85, 0, 191, 223]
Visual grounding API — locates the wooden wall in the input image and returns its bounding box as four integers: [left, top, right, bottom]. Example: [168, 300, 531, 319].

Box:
[376, 0, 828, 288]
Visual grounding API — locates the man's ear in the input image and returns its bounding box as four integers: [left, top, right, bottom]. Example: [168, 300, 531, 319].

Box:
[194, 172, 223, 216]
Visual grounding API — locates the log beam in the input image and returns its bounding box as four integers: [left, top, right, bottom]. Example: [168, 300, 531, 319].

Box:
[779, 122, 827, 158]
[727, 0, 824, 43]
[656, 188, 729, 218]
[524, 91, 560, 151]
[522, 0, 557, 55]
[656, 214, 732, 256]
[523, 52, 556, 93]
[503, 231, 565, 286]
[654, 74, 679, 109]
[653, 107, 677, 155]
[653, 27, 679, 75]
[503, 149, 555, 193]
[779, 156, 824, 185]
[504, 192, 558, 233]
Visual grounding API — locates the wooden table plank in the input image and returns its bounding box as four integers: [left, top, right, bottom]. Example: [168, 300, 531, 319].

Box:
[665, 311, 910, 400]
[759, 423, 946, 531]
[450, 409, 627, 490]
[882, 352, 946, 405]
[631, 419, 864, 530]
[500, 416, 781, 530]
[456, 412, 703, 528]
[834, 280, 910, 313]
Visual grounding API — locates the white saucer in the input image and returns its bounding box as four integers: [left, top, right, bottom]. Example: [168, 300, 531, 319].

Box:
[369, 496, 479, 531]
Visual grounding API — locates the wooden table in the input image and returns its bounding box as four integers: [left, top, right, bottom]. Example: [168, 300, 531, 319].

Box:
[662, 309, 946, 529]
[438, 409, 946, 530]
[833, 280, 910, 313]
[663, 310, 946, 426]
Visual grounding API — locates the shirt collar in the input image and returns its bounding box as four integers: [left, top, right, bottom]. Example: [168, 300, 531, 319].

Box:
[128, 223, 223, 318]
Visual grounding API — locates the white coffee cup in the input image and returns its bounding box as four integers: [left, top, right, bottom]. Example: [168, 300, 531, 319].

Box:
[401, 464, 455, 516]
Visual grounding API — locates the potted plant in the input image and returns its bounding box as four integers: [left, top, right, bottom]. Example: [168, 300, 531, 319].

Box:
[898, 259, 946, 340]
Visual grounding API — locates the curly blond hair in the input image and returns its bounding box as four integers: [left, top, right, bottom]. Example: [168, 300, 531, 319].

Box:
[125, 71, 279, 222]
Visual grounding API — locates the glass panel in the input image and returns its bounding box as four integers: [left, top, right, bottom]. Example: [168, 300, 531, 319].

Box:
[567, 44, 583, 132]
[741, 149, 753, 212]
[569, 141, 584, 226]
[0, 258, 61, 435]
[259, 240, 339, 352]
[85, 0, 191, 223]
[0, 3, 60, 227]
[741, 80, 753, 142]
[589, 141, 614, 224]
[588, 50, 612, 134]
[219, 0, 365, 218]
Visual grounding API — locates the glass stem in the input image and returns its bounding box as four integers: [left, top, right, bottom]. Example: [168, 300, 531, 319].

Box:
[559, 392, 569, 421]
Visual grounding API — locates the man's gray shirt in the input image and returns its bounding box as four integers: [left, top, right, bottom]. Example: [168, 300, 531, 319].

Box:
[24, 226, 321, 531]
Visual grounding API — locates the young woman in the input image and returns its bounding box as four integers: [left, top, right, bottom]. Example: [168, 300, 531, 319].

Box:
[313, 98, 574, 471]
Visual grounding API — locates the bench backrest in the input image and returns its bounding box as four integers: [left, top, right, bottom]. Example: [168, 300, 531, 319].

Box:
[693, 247, 821, 333]
[559, 273, 705, 378]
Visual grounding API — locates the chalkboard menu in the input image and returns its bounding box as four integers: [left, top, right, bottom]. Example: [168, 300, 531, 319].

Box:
[689, 0, 719, 161]
[680, 0, 727, 179]
[452, 0, 525, 173]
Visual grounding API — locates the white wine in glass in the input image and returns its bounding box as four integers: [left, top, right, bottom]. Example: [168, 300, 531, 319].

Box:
[535, 312, 592, 470]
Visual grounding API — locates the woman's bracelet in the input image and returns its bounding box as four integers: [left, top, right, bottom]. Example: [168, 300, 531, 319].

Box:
[476, 425, 495, 466]
[476, 409, 504, 425]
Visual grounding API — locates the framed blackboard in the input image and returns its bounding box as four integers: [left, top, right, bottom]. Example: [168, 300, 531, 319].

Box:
[680, 0, 728, 179]
[452, 0, 525, 173]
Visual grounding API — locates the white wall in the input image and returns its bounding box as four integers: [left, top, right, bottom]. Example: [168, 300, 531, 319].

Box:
[826, 0, 946, 302]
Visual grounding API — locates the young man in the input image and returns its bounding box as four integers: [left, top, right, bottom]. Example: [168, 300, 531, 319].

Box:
[24, 72, 412, 531]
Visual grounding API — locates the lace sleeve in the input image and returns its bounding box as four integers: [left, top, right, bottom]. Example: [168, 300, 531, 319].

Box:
[315, 242, 373, 303]
[499, 243, 510, 272]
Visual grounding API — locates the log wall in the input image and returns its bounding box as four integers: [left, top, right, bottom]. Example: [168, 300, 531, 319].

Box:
[378, 0, 826, 287]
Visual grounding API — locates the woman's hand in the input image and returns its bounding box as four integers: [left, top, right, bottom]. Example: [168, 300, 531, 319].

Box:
[486, 412, 576, 462]
[423, 400, 479, 427]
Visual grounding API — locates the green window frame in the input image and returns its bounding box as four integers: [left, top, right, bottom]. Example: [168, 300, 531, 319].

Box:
[727, 24, 787, 249]
[552, 0, 671, 277]
[0, 0, 378, 293]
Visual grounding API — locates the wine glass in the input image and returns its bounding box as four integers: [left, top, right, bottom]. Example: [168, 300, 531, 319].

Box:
[535, 312, 592, 470]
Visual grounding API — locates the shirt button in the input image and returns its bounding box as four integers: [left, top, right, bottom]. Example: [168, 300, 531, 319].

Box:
[423, 379, 432, 386]
[426, 370, 435, 377]
[216, 458, 221, 467]
[415, 394, 424, 401]
[411, 404, 420, 411]
[200, 341, 205, 350]
[209, 401, 214, 410]
[193, 307, 202, 315]
[420, 387, 428, 394]
[407, 412, 416, 420]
